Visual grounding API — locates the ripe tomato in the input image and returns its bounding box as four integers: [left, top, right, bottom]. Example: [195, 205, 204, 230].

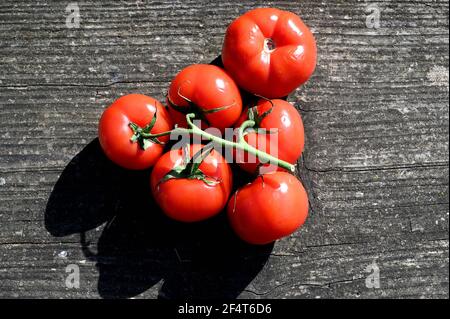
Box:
[167, 64, 243, 131]
[151, 144, 233, 222]
[98, 94, 173, 170]
[234, 98, 305, 174]
[227, 172, 309, 245]
[222, 8, 317, 98]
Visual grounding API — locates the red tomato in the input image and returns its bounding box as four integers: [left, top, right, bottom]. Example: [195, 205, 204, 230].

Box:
[222, 8, 317, 98]
[98, 94, 173, 170]
[235, 99, 305, 174]
[167, 64, 243, 131]
[227, 172, 309, 245]
[151, 144, 233, 222]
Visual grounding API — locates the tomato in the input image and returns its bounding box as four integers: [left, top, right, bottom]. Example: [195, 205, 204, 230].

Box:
[227, 172, 309, 245]
[167, 64, 243, 131]
[234, 98, 305, 174]
[151, 144, 233, 222]
[222, 8, 317, 98]
[98, 94, 173, 170]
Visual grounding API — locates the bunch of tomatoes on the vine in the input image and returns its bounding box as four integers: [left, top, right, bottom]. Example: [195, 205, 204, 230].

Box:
[98, 8, 317, 245]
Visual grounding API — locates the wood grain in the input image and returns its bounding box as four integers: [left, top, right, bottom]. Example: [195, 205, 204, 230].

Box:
[0, 0, 448, 299]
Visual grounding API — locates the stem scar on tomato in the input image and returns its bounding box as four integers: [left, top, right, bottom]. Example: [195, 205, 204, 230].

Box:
[157, 143, 221, 188]
[263, 38, 276, 52]
[128, 107, 164, 150]
[222, 8, 317, 98]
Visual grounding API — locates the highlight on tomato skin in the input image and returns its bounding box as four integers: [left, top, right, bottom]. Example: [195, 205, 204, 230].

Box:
[98, 94, 173, 170]
[166, 64, 243, 132]
[222, 7, 317, 98]
[227, 172, 309, 245]
[234, 98, 305, 174]
[151, 144, 233, 223]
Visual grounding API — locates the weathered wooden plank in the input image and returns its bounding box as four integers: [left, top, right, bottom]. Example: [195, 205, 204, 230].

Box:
[0, 239, 447, 298]
[1, 0, 448, 88]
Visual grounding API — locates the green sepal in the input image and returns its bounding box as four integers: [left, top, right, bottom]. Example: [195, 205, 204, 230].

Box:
[130, 134, 139, 143]
[159, 143, 220, 187]
[159, 165, 186, 185]
[167, 93, 234, 124]
[140, 138, 153, 150]
[129, 109, 164, 150]
[201, 102, 235, 114]
[248, 107, 256, 122]
[247, 103, 274, 128]
[187, 143, 215, 174]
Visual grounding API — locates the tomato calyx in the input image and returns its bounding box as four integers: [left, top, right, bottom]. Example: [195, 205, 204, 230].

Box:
[159, 144, 221, 187]
[128, 111, 164, 150]
[245, 99, 278, 136]
[247, 105, 272, 128]
[167, 88, 236, 126]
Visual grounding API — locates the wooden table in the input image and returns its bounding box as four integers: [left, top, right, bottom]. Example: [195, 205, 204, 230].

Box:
[0, 0, 448, 299]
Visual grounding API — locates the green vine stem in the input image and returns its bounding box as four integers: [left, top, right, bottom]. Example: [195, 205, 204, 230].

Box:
[140, 113, 296, 173]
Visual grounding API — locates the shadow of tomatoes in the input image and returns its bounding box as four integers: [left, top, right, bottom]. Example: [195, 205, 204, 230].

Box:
[45, 138, 273, 299]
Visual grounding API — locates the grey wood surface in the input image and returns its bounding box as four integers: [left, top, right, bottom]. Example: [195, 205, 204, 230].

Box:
[0, 0, 448, 299]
